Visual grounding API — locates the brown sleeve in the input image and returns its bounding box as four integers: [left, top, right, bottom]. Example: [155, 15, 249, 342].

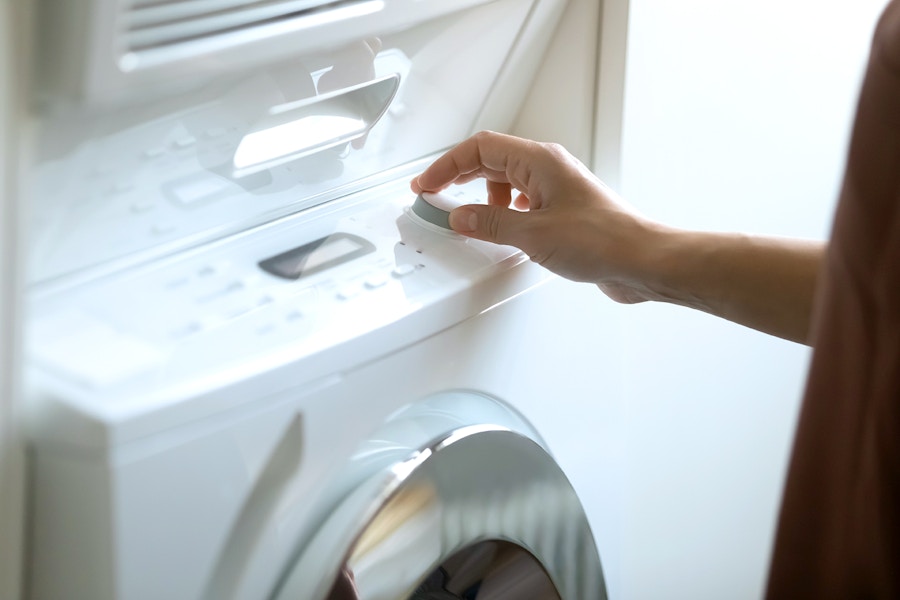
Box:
[765, 1, 900, 597]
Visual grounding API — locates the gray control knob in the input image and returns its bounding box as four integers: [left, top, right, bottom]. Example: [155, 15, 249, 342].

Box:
[410, 191, 465, 230]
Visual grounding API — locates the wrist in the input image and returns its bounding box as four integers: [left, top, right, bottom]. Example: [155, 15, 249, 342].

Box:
[592, 218, 690, 306]
[637, 226, 728, 312]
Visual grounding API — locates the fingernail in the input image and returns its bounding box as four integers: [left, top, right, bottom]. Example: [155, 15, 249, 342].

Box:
[449, 208, 477, 232]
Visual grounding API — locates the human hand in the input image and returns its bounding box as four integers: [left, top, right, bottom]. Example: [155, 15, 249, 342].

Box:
[410, 131, 664, 303]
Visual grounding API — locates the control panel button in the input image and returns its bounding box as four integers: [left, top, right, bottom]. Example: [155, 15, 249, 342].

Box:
[196, 261, 229, 278]
[130, 200, 155, 214]
[143, 147, 166, 160]
[336, 285, 362, 301]
[364, 274, 388, 289]
[168, 174, 231, 207]
[204, 128, 226, 139]
[113, 181, 135, 194]
[174, 136, 197, 149]
[152, 222, 176, 235]
[392, 264, 416, 278]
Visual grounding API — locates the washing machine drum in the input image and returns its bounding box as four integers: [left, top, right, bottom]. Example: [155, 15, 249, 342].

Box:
[274, 393, 608, 600]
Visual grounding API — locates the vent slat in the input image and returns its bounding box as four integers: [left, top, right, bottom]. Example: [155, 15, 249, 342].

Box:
[128, 0, 332, 29]
[129, 1, 271, 29]
[123, 0, 351, 52]
[130, 0, 189, 7]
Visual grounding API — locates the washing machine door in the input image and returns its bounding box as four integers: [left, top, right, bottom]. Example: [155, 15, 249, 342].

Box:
[273, 392, 607, 600]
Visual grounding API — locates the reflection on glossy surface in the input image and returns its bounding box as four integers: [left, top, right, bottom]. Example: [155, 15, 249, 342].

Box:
[328, 540, 562, 600]
[276, 393, 606, 600]
[27, 0, 539, 284]
[410, 541, 561, 600]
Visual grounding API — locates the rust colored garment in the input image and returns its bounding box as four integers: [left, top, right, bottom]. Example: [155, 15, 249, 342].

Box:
[766, 2, 900, 597]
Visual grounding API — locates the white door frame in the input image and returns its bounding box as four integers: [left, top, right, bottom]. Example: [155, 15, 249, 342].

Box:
[1, 2, 26, 598]
[593, 0, 630, 189]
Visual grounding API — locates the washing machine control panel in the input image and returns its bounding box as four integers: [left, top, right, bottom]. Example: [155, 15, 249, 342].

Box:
[27, 179, 530, 402]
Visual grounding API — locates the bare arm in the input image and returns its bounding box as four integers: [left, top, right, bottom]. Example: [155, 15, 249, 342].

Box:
[634, 228, 824, 343]
[411, 131, 824, 345]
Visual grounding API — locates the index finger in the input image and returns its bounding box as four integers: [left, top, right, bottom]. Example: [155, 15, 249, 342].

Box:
[411, 131, 542, 195]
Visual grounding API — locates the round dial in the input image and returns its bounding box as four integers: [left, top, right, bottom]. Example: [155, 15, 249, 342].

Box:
[410, 191, 466, 230]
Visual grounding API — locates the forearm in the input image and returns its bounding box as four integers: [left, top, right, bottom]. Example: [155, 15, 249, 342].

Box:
[410, 132, 826, 344]
[640, 226, 825, 344]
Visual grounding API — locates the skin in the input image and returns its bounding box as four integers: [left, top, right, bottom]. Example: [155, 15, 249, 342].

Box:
[411, 131, 825, 345]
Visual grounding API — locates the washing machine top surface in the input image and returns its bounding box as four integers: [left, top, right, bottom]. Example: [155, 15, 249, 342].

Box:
[25, 177, 551, 447]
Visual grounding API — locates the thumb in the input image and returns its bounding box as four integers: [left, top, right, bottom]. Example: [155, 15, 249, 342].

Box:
[448, 204, 531, 247]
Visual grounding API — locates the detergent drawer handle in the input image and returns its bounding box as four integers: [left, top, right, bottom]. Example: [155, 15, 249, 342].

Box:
[231, 72, 400, 178]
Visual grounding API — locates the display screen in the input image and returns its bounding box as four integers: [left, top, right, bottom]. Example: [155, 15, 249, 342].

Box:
[258, 233, 375, 280]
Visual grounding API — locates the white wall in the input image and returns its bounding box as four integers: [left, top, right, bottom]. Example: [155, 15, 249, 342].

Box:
[616, 1, 888, 598]
[513, 0, 629, 183]
[513, 0, 604, 162]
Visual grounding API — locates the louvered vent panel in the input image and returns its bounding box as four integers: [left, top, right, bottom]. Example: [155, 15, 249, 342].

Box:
[123, 0, 358, 52]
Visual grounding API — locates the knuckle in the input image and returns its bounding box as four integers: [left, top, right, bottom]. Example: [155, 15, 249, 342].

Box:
[472, 130, 496, 144]
[541, 142, 569, 160]
[529, 246, 557, 270]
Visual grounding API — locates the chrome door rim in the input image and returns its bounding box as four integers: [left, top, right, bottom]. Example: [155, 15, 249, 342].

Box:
[272, 392, 607, 600]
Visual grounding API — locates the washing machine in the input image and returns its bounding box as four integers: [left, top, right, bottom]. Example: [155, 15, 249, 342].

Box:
[22, 0, 619, 598]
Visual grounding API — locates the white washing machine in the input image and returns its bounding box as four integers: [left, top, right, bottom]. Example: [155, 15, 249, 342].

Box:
[22, 0, 623, 598]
